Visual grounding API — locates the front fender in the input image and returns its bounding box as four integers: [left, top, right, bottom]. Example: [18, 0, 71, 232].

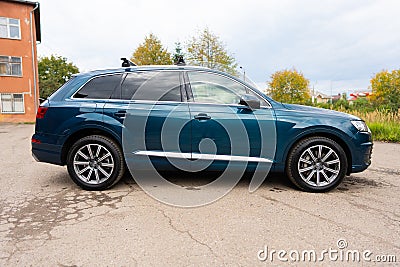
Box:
[273, 112, 357, 172]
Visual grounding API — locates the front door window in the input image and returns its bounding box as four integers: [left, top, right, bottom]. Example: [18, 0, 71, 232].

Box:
[187, 71, 268, 106]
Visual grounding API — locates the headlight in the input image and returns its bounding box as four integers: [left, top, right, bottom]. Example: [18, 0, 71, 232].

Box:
[351, 120, 369, 132]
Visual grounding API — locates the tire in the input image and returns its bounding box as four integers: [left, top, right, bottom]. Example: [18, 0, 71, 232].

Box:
[286, 137, 347, 192]
[67, 135, 125, 190]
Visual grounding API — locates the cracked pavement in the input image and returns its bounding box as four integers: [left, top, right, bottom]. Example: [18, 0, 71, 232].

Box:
[0, 124, 399, 266]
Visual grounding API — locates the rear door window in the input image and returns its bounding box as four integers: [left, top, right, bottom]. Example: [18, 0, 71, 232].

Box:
[121, 71, 182, 102]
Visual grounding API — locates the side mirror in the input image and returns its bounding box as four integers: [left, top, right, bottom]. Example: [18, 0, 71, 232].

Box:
[39, 97, 46, 104]
[239, 94, 260, 110]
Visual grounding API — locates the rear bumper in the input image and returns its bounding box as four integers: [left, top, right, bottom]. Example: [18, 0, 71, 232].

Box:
[31, 134, 64, 165]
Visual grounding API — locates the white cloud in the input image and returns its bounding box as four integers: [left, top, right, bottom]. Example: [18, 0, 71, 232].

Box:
[37, 0, 400, 94]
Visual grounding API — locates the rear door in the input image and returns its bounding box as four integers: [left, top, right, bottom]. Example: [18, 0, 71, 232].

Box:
[103, 70, 192, 170]
[69, 73, 123, 130]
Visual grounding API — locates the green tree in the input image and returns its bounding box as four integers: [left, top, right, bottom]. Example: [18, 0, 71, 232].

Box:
[350, 97, 374, 112]
[186, 28, 237, 75]
[267, 69, 310, 104]
[173, 42, 184, 64]
[370, 69, 400, 112]
[38, 55, 79, 98]
[131, 33, 172, 65]
[333, 98, 350, 110]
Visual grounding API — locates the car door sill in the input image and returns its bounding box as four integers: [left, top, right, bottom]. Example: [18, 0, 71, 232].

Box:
[132, 150, 272, 163]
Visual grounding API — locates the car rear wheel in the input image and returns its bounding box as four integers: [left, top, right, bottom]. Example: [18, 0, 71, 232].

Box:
[286, 137, 347, 192]
[67, 135, 125, 190]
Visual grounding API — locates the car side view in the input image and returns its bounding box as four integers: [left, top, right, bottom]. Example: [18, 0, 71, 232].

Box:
[32, 61, 373, 192]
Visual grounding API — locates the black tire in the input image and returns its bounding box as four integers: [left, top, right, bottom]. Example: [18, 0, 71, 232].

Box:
[286, 137, 347, 192]
[67, 135, 125, 190]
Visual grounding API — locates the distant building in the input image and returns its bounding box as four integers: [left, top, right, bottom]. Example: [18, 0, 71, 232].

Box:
[0, 0, 40, 122]
[331, 93, 343, 102]
[311, 91, 330, 104]
[348, 92, 372, 104]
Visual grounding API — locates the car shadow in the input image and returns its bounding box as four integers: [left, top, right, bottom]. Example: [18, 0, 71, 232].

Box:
[49, 168, 381, 194]
[118, 170, 297, 192]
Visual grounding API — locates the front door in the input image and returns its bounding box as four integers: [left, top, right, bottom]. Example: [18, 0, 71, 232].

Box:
[185, 71, 276, 172]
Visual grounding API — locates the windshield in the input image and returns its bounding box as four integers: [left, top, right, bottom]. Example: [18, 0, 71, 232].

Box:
[232, 73, 265, 97]
[243, 76, 260, 91]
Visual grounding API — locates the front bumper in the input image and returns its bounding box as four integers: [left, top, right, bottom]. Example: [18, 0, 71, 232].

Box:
[350, 131, 373, 173]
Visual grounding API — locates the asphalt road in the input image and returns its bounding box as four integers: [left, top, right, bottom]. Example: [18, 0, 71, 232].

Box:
[0, 124, 399, 266]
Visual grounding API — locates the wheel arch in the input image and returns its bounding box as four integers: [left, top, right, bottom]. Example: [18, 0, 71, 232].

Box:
[283, 131, 353, 175]
[61, 127, 121, 165]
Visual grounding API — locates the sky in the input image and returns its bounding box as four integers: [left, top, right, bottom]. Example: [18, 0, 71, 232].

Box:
[37, 0, 400, 95]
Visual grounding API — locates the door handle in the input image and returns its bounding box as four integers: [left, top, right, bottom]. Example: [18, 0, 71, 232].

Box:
[194, 113, 211, 120]
[114, 110, 127, 118]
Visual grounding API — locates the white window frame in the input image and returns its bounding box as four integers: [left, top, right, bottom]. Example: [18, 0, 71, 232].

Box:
[0, 93, 25, 114]
[0, 17, 21, 40]
[0, 56, 23, 77]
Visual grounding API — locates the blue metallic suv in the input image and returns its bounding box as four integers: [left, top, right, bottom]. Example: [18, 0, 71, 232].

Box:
[32, 64, 372, 192]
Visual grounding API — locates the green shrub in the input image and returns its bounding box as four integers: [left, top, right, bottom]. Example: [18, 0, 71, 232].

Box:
[367, 122, 400, 142]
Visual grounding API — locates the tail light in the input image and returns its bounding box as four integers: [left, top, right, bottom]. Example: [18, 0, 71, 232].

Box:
[31, 138, 41, 144]
[36, 106, 48, 119]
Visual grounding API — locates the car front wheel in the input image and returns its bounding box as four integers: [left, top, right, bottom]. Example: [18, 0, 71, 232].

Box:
[67, 135, 125, 190]
[286, 137, 347, 192]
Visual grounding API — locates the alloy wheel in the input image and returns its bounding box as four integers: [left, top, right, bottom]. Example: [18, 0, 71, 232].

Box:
[73, 144, 115, 184]
[297, 145, 340, 187]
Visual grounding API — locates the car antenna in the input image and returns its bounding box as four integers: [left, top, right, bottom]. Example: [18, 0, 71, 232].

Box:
[175, 56, 186, 66]
[121, 58, 137, 67]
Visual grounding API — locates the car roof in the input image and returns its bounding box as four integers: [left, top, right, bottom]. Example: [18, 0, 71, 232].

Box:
[74, 65, 213, 78]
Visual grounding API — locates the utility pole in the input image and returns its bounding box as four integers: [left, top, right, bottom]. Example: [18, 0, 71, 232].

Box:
[239, 66, 246, 82]
[312, 80, 317, 104]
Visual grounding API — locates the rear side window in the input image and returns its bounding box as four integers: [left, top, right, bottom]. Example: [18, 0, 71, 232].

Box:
[121, 71, 181, 102]
[74, 74, 122, 99]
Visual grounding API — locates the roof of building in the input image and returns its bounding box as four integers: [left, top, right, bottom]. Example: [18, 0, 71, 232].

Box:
[311, 90, 330, 98]
[2, 0, 41, 42]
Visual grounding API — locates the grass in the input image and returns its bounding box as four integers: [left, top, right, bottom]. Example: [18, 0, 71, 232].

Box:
[367, 122, 400, 142]
[343, 109, 400, 142]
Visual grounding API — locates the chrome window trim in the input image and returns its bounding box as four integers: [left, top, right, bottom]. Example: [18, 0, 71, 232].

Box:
[67, 98, 186, 105]
[187, 101, 270, 109]
[71, 70, 184, 101]
[67, 97, 269, 109]
[69, 69, 271, 109]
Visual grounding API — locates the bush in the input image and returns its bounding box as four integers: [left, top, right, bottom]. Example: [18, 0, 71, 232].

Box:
[341, 109, 400, 142]
[290, 97, 400, 142]
[333, 98, 349, 110]
[368, 122, 400, 142]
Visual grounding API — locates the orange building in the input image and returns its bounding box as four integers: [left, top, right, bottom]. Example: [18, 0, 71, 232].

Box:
[0, 0, 40, 122]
